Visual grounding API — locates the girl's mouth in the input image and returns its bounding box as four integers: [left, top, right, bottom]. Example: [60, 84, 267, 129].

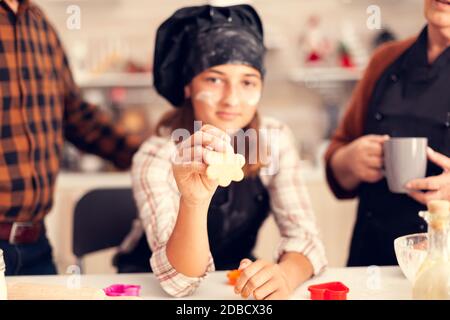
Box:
[216, 111, 240, 121]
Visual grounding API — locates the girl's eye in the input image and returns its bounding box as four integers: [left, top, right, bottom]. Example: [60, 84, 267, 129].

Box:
[206, 77, 223, 84]
[242, 80, 257, 87]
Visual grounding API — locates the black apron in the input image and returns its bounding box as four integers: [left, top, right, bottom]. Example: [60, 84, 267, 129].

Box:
[348, 27, 450, 266]
[115, 175, 271, 272]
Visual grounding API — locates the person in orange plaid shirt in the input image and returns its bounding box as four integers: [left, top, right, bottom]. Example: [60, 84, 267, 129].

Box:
[0, 0, 142, 275]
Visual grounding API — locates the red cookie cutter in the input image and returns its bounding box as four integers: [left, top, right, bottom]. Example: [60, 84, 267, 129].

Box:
[308, 282, 349, 300]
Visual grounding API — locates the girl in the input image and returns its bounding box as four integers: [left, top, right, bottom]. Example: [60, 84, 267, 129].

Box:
[131, 4, 327, 299]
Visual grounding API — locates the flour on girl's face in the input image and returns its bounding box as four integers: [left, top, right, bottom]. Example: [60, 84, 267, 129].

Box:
[241, 90, 261, 107]
[195, 91, 221, 107]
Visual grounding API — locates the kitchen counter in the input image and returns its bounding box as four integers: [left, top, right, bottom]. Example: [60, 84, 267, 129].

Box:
[6, 266, 412, 300]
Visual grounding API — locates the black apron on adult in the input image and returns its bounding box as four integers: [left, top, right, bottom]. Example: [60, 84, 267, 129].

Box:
[115, 175, 271, 272]
[348, 27, 450, 266]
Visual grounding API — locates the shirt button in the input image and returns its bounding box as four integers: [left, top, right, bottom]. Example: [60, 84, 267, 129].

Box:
[445, 122, 450, 128]
[374, 112, 383, 121]
[366, 211, 373, 218]
[420, 224, 425, 230]
[391, 74, 398, 82]
[256, 194, 264, 202]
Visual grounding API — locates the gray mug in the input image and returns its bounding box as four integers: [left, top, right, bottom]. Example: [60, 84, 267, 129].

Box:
[383, 138, 428, 193]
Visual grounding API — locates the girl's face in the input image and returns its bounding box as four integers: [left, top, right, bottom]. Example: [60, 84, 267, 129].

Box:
[425, 0, 450, 28]
[184, 64, 263, 133]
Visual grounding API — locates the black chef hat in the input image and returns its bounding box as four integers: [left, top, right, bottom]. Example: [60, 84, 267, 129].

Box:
[153, 4, 266, 107]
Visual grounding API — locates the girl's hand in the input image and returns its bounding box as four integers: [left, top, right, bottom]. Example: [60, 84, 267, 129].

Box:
[172, 125, 232, 206]
[234, 259, 292, 300]
[406, 148, 450, 205]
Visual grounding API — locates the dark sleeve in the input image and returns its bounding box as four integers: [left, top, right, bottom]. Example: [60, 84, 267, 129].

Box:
[324, 43, 397, 199]
[57, 38, 142, 170]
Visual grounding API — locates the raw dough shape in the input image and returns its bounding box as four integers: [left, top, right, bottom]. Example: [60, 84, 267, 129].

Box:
[227, 269, 242, 285]
[206, 152, 245, 187]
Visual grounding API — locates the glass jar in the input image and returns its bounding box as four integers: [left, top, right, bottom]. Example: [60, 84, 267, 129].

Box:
[0, 249, 7, 300]
[412, 200, 450, 300]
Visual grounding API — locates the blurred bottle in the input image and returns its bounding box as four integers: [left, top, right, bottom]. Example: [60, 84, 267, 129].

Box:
[412, 200, 450, 300]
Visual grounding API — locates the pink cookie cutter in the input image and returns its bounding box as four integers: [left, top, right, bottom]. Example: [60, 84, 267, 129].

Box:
[103, 284, 141, 297]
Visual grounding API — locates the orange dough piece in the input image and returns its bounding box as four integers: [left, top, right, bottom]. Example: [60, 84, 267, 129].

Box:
[227, 269, 242, 286]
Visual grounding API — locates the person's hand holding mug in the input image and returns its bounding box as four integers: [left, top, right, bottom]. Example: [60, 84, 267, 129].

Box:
[330, 135, 390, 191]
[172, 124, 232, 206]
[406, 148, 450, 205]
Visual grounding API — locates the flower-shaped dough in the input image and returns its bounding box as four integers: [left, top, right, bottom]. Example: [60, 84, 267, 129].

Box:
[206, 152, 245, 187]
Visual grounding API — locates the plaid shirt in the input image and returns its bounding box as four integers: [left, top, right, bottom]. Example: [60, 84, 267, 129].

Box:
[131, 116, 328, 297]
[0, 1, 141, 223]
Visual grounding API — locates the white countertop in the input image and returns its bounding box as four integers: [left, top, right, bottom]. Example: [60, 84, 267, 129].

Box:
[6, 266, 412, 300]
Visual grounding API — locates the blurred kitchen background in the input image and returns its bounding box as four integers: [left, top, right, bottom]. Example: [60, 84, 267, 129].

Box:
[34, 0, 426, 274]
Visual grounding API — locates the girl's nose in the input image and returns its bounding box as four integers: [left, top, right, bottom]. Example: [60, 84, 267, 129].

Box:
[223, 85, 240, 108]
